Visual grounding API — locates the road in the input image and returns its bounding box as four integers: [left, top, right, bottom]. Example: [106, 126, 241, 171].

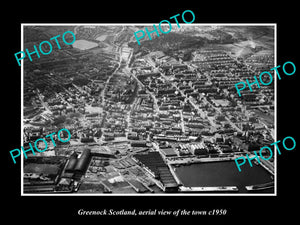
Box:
[134, 59, 244, 134]
[159, 71, 213, 128]
[99, 26, 126, 106]
[36, 88, 51, 112]
[200, 95, 243, 133]
[183, 59, 245, 133]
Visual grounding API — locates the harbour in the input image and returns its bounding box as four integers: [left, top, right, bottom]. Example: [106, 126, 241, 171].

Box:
[172, 160, 274, 193]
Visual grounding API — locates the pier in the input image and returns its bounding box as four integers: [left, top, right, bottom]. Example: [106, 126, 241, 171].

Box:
[179, 186, 239, 193]
[167, 155, 237, 166]
[245, 181, 274, 192]
[168, 164, 183, 185]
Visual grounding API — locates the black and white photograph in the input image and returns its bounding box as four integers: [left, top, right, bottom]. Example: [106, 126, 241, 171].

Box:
[20, 24, 276, 195]
[3, 3, 298, 224]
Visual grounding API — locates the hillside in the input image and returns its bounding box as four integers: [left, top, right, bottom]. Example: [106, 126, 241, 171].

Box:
[128, 32, 209, 54]
[128, 25, 274, 59]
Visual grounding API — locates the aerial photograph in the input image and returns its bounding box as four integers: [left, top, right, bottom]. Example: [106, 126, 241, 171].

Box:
[22, 24, 275, 194]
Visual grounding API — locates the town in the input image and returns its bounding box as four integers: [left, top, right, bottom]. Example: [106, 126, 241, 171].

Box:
[234, 61, 296, 96]
[22, 25, 275, 194]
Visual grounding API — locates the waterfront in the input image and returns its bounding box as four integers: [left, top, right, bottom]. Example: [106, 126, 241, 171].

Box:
[174, 161, 274, 193]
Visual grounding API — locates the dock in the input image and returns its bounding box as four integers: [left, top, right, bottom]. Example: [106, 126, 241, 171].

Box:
[245, 181, 274, 192]
[179, 186, 239, 193]
[168, 164, 182, 185]
[167, 156, 236, 166]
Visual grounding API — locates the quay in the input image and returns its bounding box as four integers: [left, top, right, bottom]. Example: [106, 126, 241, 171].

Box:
[167, 155, 239, 166]
[179, 186, 239, 193]
[245, 181, 274, 192]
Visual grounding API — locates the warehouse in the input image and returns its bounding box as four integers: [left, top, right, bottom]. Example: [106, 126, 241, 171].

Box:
[74, 149, 91, 173]
[65, 152, 78, 173]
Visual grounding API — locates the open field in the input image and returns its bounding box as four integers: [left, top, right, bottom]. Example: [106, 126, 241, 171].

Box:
[72, 39, 98, 50]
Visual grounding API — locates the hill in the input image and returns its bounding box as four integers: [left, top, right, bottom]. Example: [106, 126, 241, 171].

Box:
[128, 25, 274, 59]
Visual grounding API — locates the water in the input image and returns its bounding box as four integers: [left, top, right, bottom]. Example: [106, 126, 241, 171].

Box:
[174, 161, 274, 193]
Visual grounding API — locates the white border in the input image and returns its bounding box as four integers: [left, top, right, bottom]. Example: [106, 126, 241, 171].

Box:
[21, 23, 277, 196]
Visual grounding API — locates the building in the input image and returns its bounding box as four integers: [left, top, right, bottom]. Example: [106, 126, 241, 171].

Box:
[132, 152, 179, 192]
[65, 152, 78, 173]
[131, 141, 148, 147]
[189, 143, 207, 156]
[74, 149, 91, 174]
[62, 149, 91, 179]
[160, 148, 178, 157]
